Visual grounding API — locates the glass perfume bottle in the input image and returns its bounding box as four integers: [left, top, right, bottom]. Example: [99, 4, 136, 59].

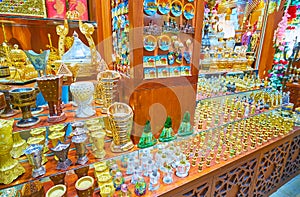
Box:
[162, 164, 174, 184]
[134, 176, 147, 196]
[149, 170, 160, 191]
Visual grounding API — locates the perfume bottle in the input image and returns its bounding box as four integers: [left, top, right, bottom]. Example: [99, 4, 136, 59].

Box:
[134, 177, 147, 196]
[149, 170, 160, 191]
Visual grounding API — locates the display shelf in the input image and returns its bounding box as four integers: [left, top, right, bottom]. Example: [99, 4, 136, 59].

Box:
[0, 16, 97, 28]
[4, 125, 297, 196]
[0, 78, 36, 85]
[195, 104, 286, 134]
[196, 86, 269, 103]
[0, 101, 286, 191]
[198, 69, 258, 77]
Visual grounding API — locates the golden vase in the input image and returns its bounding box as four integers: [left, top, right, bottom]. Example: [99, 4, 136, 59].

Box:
[0, 119, 25, 184]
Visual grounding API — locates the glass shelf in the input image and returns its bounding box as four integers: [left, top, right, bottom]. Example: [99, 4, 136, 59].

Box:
[198, 69, 258, 77]
[0, 16, 97, 28]
[0, 101, 286, 191]
[196, 87, 270, 103]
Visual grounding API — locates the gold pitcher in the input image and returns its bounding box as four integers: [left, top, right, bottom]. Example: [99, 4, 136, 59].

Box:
[0, 119, 25, 184]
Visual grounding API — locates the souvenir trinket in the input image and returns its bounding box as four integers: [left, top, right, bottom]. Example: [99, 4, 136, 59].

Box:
[72, 133, 89, 165]
[178, 111, 194, 136]
[134, 176, 147, 196]
[0, 119, 25, 184]
[113, 171, 125, 191]
[149, 170, 160, 191]
[144, 0, 158, 16]
[159, 116, 177, 142]
[162, 164, 174, 184]
[46, 184, 67, 197]
[175, 159, 190, 178]
[171, 0, 182, 17]
[108, 102, 134, 152]
[138, 120, 157, 148]
[51, 142, 72, 170]
[183, 3, 195, 20]
[75, 166, 90, 179]
[24, 144, 46, 178]
[37, 75, 66, 123]
[10, 132, 27, 158]
[9, 88, 40, 127]
[75, 176, 94, 197]
[158, 35, 171, 51]
[70, 81, 95, 118]
[158, 0, 171, 15]
[50, 172, 66, 185]
[144, 35, 157, 51]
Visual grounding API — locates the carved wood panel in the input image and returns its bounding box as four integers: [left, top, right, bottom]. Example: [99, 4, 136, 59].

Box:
[180, 182, 210, 197]
[281, 135, 300, 182]
[253, 142, 290, 196]
[212, 158, 258, 197]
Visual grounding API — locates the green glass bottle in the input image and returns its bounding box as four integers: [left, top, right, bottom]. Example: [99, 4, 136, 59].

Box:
[159, 116, 177, 142]
[178, 111, 194, 137]
[137, 120, 157, 149]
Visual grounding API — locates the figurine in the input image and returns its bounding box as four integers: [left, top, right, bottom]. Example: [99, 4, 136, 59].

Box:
[113, 171, 125, 191]
[159, 116, 177, 142]
[138, 120, 157, 148]
[178, 111, 194, 137]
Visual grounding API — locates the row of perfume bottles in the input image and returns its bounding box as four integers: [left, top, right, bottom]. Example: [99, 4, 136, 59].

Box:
[196, 74, 267, 100]
[92, 111, 294, 196]
[182, 112, 294, 171]
[194, 90, 285, 131]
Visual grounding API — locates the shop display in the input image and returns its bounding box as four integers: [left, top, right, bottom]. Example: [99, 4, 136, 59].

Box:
[0, 119, 25, 184]
[9, 88, 40, 127]
[142, 0, 195, 79]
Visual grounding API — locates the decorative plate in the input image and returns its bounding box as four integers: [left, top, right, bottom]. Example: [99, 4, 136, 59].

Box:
[158, 0, 171, 15]
[144, 0, 158, 16]
[183, 3, 195, 20]
[171, 0, 183, 17]
[158, 35, 171, 51]
[144, 35, 157, 51]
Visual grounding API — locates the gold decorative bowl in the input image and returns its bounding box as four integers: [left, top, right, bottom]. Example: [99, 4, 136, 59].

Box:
[46, 184, 67, 197]
[75, 176, 94, 197]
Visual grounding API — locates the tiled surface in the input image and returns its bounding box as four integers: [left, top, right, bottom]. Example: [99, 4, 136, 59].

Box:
[270, 175, 300, 197]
